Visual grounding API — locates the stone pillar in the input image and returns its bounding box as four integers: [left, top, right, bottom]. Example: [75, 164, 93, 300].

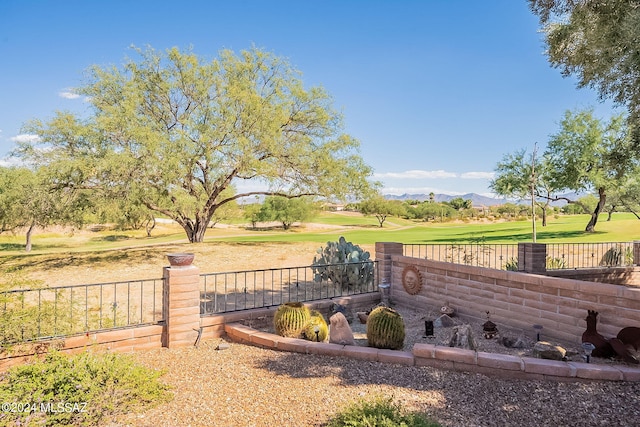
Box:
[517, 243, 547, 274]
[634, 241, 640, 266]
[162, 264, 201, 348]
[375, 242, 404, 286]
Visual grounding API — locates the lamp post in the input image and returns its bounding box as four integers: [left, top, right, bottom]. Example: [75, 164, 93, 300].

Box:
[533, 324, 543, 341]
[582, 342, 596, 363]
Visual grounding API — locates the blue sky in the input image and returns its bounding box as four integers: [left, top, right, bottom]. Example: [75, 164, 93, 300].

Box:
[0, 0, 618, 196]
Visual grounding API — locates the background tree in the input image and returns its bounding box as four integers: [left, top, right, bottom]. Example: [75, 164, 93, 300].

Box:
[545, 109, 636, 231]
[604, 171, 640, 220]
[493, 109, 637, 232]
[242, 203, 263, 229]
[358, 196, 404, 227]
[529, 0, 640, 145]
[490, 149, 558, 226]
[14, 46, 376, 243]
[411, 202, 457, 222]
[0, 166, 88, 251]
[258, 196, 317, 230]
[447, 197, 472, 210]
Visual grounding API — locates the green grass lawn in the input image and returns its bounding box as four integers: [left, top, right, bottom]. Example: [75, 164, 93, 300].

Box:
[1, 212, 639, 259]
[207, 212, 640, 245]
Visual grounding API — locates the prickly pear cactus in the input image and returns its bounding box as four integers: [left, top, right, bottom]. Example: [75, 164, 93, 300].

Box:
[366, 306, 405, 350]
[273, 302, 310, 338]
[311, 236, 374, 291]
[302, 310, 329, 342]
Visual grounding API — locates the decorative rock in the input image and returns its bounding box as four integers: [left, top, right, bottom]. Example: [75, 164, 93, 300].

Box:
[440, 305, 455, 316]
[329, 312, 355, 346]
[329, 303, 353, 323]
[448, 324, 477, 350]
[434, 314, 455, 328]
[357, 312, 369, 324]
[533, 341, 567, 361]
[500, 334, 527, 349]
[215, 342, 230, 351]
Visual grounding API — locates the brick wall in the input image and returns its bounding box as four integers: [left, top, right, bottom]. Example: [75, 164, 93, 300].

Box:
[390, 254, 640, 344]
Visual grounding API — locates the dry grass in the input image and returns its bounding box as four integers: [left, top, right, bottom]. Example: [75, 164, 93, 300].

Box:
[1, 241, 371, 288]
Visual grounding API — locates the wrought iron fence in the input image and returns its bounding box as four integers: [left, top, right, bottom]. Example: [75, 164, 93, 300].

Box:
[403, 243, 519, 270]
[200, 261, 378, 314]
[546, 242, 635, 270]
[403, 242, 636, 271]
[0, 278, 164, 345]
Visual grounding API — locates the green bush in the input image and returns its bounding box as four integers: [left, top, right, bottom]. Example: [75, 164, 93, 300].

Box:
[0, 350, 171, 426]
[504, 257, 518, 271]
[325, 396, 441, 427]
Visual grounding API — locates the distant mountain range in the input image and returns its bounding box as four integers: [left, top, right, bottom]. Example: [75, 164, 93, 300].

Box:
[384, 193, 574, 207]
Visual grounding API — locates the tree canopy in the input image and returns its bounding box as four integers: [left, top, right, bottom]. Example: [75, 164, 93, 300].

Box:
[358, 196, 404, 227]
[14, 46, 376, 242]
[529, 0, 640, 143]
[0, 166, 88, 251]
[491, 109, 638, 232]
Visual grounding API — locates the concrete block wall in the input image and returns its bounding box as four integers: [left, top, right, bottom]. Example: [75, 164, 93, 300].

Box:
[0, 324, 163, 370]
[389, 254, 640, 344]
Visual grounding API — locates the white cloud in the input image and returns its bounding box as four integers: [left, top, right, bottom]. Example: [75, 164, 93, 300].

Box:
[59, 90, 80, 99]
[374, 169, 458, 179]
[10, 134, 41, 143]
[381, 186, 465, 196]
[460, 171, 495, 180]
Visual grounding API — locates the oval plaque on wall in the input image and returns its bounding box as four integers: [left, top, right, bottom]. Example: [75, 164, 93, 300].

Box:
[401, 265, 423, 295]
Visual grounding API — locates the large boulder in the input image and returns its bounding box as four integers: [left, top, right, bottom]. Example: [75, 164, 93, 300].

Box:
[329, 312, 355, 346]
[533, 341, 567, 361]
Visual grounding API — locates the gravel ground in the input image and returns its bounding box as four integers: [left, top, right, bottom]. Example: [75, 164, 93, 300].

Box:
[109, 340, 640, 427]
[107, 306, 640, 427]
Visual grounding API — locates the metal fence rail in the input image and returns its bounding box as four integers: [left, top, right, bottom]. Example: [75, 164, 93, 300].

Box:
[546, 242, 634, 270]
[403, 243, 519, 270]
[200, 261, 378, 314]
[0, 278, 164, 345]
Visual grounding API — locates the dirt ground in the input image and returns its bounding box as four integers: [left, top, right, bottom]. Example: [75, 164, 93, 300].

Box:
[3, 240, 374, 287]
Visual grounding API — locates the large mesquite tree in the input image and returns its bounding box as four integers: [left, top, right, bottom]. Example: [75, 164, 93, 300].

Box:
[529, 0, 640, 146]
[492, 109, 638, 232]
[15, 46, 376, 242]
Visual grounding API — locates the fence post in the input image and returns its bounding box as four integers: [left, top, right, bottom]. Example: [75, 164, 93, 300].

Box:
[517, 243, 547, 274]
[375, 242, 404, 285]
[634, 241, 640, 266]
[162, 263, 201, 348]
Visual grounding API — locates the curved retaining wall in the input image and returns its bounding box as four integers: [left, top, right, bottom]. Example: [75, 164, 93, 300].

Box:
[224, 322, 640, 382]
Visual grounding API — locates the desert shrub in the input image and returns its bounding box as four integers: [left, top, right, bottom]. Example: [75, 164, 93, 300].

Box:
[546, 256, 567, 269]
[0, 350, 171, 426]
[599, 245, 633, 267]
[504, 257, 518, 271]
[325, 396, 440, 427]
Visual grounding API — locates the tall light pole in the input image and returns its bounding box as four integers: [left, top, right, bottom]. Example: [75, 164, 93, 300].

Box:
[530, 143, 538, 243]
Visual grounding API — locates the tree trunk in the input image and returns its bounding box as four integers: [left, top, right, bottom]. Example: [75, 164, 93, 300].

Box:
[585, 188, 606, 232]
[179, 215, 210, 243]
[541, 206, 547, 227]
[25, 222, 36, 252]
[145, 216, 156, 237]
